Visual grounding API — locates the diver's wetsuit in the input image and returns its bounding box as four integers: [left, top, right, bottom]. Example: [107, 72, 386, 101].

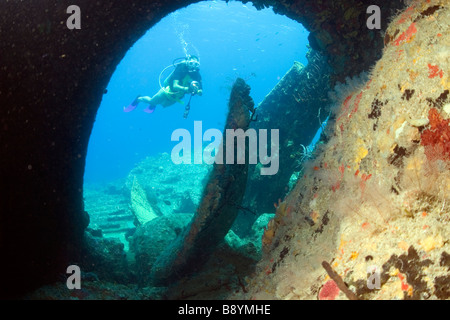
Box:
[167, 63, 203, 92]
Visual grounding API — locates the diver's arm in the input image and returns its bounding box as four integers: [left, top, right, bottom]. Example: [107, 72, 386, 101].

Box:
[172, 80, 189, 93]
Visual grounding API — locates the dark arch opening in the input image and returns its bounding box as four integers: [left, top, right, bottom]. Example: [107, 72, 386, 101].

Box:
[82, 1, 312, 295]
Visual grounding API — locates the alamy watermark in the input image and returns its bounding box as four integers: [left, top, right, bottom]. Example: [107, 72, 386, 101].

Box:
[66, 5, 81, 30]
[366, 5, 381, 30]
[66, 4, 382, 30]
[171, 121, 279, 176]
[66, 265, 81, 289]
[65, 5, 383, 31]
[367, 265, 381, 290]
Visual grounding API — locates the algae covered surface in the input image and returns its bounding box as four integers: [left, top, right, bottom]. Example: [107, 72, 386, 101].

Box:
[239, 0, 450, 300]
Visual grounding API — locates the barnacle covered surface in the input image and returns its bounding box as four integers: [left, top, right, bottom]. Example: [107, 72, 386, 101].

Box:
[237, 0, 450, 300]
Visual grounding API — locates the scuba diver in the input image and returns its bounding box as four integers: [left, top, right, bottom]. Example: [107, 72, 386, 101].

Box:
[124, 55, 203, 118]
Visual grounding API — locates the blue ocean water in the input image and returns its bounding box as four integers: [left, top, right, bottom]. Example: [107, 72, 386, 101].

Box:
[84, 1, 309, 184]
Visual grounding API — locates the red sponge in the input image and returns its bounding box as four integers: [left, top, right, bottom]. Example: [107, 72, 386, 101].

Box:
[421, 108, 450, 162]
[319, 280, 340, 300]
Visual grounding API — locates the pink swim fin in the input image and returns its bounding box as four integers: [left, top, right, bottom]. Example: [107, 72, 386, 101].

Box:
[124, 96, 140, 112]
[143, 105, 156, 114]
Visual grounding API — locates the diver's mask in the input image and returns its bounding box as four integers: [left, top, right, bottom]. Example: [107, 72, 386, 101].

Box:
[186, 56, 200, 72]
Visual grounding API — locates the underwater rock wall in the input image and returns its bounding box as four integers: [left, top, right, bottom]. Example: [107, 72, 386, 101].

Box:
[249, 0, 406, 81]
[0, 0, 198, 297]
[238, 0, 450, 300]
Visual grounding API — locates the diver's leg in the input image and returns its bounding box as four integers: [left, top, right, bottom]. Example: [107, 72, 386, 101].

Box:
[142, 89, 165, 113]
[161, 91, 183, 108]
[138, 95, 156, 113]
[135, 88, 178, 112]
[148, 89, 179, 110]
[137, 96, 152, 104]
[161, 100, 177, 108]
[124, 94, 155, 112]
[149, 89, 168, 105]
[134, 89, 163, 113]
